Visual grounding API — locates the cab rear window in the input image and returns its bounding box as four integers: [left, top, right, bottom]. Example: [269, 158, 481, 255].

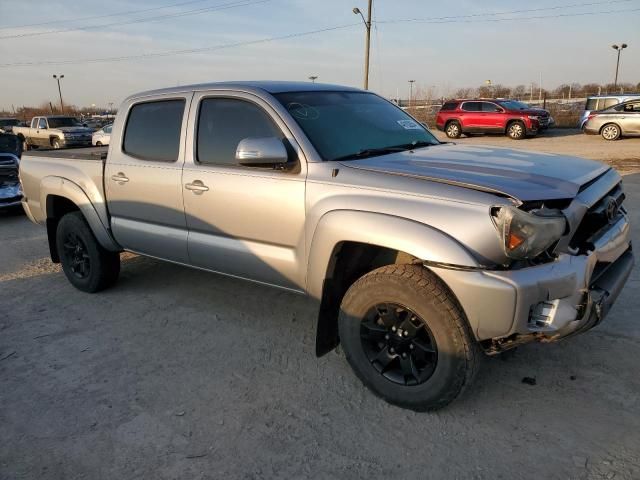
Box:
[123, 99, 185, 162]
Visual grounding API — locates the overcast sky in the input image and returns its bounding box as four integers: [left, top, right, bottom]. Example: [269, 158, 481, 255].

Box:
[0, 0, 638, 110]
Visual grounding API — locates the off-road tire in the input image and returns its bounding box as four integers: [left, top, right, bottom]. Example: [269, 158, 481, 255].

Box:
[56, 212, 120, 293]
[338, 264, 480, 411]
[445, 121, 462, 139]
[507, 121, 526, 140]
[601, 123, 621, 141]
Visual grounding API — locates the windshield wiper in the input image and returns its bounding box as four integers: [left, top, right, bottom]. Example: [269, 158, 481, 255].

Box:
[333, 141, 435, 162]
[388, 140, 436, 151]
[333, 146, 406, 162]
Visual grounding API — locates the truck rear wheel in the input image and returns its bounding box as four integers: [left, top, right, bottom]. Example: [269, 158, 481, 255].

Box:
[445, 121, 461, 139]
[56, 212, 120, 292]
[338, 264, 480, 411]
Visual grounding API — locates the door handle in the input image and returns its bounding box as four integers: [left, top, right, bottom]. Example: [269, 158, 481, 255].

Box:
[111, 172, 129, 184]
[185, 180, 209, 193]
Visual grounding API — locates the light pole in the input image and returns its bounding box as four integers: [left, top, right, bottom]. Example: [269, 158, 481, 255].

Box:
[408, 80, 415, 106]
[485, 79, 492, 98]
[308, 75, 318, 83]
[52, 74, 64, 114]
[612, 43, 628, 88]
[353, 1, 372, 90]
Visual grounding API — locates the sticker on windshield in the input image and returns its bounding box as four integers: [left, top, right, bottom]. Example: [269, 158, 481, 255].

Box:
[397, 119, 421, 130]
[287, 102, 320, 120]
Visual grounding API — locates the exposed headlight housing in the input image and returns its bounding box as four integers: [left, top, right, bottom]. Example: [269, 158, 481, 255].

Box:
[491, 206, 566, 260]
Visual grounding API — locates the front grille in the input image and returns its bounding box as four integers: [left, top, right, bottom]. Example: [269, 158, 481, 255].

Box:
[569, 183, 625, 252]
[0, 166, 18, 183]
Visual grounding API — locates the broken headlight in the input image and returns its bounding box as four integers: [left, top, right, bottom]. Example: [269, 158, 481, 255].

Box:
[492, 206, 566, 260]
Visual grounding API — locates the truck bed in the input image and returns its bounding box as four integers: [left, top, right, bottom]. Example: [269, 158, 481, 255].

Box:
[19, 146, 109, 227]
[23, 146, 108, 161]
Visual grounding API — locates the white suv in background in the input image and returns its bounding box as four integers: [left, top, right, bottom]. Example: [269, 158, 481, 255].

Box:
[92, 124, 112, 146]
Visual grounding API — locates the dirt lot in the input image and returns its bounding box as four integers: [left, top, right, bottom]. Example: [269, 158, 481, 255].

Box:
[431, 128, 640, 174]
[1, 140, 640, 479]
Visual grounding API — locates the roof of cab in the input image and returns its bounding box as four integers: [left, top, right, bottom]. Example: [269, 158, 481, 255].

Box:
[126, 81, 363, 101]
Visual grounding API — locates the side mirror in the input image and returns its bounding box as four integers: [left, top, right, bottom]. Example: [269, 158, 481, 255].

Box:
[235, 137, 289, 167]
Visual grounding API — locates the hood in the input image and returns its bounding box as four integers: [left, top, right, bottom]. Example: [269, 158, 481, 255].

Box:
[57, 126, 92, 133]
[511, 108, 549, 116]
[340, 144, 608, 202]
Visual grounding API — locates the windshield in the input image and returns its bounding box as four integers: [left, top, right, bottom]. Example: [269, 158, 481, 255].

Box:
[274, 91, 439, 161]
[497, 100, 530, 110]
[0, 119, 19, 127]
[48, 117, 82, 128]
[0, 133, 21, 156]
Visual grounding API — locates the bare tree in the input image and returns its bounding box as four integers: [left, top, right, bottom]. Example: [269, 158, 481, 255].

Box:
[453, 87, 474, 99]
[512, 85, 526, 100]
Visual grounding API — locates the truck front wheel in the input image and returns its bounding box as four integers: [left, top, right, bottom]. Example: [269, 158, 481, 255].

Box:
[56, 212, 120, 292]
[338, 264, 480, 411]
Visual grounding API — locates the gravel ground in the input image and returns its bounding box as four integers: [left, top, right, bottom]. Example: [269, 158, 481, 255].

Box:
[1, 155, 639, 479]
[431, 128, 640, 174]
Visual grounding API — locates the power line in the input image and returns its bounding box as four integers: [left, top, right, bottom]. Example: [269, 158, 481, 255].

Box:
[377, 0, 635, 24]
[0, 0, 212, 31]
[0, 23, 362, 68]
[0, 0, 271, 39]
[0, 0, 209, 30]
[1, 5, 637, 68]
[385, 6, 640, 25]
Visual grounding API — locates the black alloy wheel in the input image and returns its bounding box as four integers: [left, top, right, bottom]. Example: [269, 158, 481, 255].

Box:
[360, 302, 438, 386]
[62, 232, 91, 279]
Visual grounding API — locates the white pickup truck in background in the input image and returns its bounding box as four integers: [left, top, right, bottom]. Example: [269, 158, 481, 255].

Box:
[13, 115, 93, 150]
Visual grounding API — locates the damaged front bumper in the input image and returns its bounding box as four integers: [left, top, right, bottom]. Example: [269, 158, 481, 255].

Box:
[431, 213, 633, 353]
[0, 182, 23, 209]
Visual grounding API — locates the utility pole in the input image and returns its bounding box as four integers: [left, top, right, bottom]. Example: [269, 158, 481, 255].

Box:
[612, 43, 628, 88]
[408, 80, 415, 106]
[52, 74, 64, 114]
[353, 0, 372, 90]
[538, 72, 542, 102]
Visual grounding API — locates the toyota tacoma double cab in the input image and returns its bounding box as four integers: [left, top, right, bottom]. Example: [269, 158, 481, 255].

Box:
[19, 82, 633, 410]
[436, 99, 553, 139]
[13, 115, 93, 150]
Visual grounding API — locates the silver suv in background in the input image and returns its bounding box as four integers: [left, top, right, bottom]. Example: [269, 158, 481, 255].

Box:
[579, 94, 640, 129]
[584, 99, 640, 140]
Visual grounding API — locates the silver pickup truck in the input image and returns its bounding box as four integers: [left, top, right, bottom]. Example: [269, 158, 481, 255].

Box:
[19, 81, 634, 410]
[13, 115, 93, 150]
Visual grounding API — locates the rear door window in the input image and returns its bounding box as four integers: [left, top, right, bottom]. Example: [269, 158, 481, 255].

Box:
[602, 98, 619, 110]
[461, 102, 481, 112]
[123, 99, 185, 162]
